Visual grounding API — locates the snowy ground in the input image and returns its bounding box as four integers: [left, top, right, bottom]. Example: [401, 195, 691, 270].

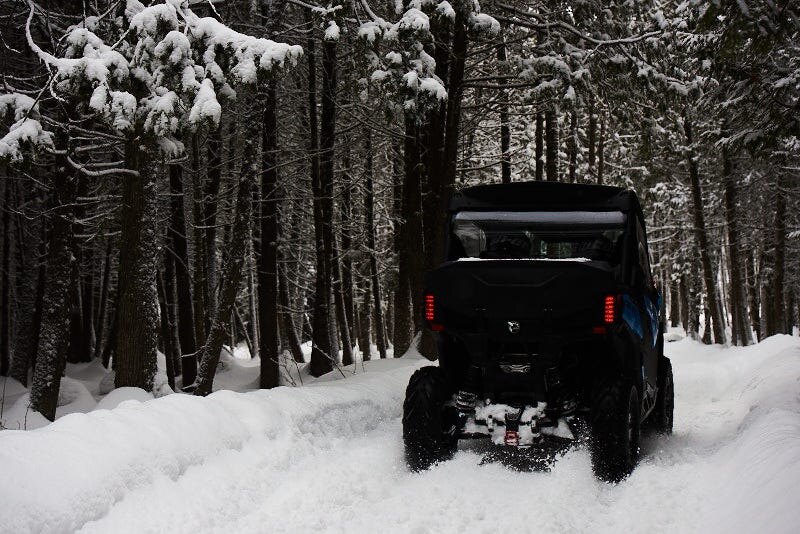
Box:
[2, 335, 800, 533]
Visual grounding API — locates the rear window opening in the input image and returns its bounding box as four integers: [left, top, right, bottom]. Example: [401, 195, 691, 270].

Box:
[450, 210, 627, 263]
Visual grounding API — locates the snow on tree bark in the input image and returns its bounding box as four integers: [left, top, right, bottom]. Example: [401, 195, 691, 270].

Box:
[29, 158, 76, 421]
[113, 146, 159, 391]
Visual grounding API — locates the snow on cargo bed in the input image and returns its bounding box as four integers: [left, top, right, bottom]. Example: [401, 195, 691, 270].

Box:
[1, 337, 800, 534]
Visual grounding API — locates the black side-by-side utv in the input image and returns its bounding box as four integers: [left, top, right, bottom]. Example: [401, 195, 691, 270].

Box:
[402, 181, 674, 482]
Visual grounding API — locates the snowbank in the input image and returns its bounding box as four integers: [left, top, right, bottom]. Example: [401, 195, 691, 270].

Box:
[93, 387, 154, 411]
[0, 356, 428, 533]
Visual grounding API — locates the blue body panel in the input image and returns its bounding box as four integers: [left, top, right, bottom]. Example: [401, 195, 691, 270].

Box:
[622, 292, 661, 347]
[622, 294, 643, 339]
[645, 295, 660, 347]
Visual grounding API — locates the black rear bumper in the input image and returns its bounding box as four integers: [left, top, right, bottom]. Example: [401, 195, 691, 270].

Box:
[438, 328, 625, 411]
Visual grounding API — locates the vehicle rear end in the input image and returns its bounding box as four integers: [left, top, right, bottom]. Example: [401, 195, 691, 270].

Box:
[425, 208, 630, 448]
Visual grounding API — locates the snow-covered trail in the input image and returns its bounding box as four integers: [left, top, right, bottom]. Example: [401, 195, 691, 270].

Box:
[2, 336, 800, 534]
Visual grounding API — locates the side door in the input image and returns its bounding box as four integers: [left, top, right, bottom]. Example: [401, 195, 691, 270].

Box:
[634, 217, 659, 400]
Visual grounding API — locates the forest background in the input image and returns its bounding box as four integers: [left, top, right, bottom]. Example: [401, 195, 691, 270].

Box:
[0, 0, 797, 421]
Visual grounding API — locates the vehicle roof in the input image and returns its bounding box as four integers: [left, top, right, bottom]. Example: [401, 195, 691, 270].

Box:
[448, 181, 642, 216]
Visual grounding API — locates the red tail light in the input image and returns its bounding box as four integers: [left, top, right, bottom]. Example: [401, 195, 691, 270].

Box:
[604, 295, 617, 324]
[425, 294, 444, 331]
[504, 430, 519, 446]
[425, 294, 435, 322]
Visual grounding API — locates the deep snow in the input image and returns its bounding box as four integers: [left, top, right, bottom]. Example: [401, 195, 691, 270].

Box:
[1, 335, 800, 533]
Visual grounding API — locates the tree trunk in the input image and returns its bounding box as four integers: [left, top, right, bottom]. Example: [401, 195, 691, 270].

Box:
[787, 290, 797, 334]
[66, 261, 87, 363]
[76, 187, 95, 361]
[702, 304, 712, 344]
[258, 81, 281, 388]
[545, 107, 559, 182]
[364, 129, 387, 358]
[358, 274, 372, 361]
[392, 137, 411, 356]
[0, 177, 11, 376]
[254, 0, 286, 384]
[203, 133, 223, 324]
[163, 234, 181, 375]
[340, 150, 357, 344]
[746, 250, 761, 340]
[498, 41, 511, 184]
[679, 273, 690, 333]
[308, 23, 334, 377]
[331, 149, 352, 365]
[156, 272, 177, 391]
[194, 162, 255, 396]
[92, 239, 112, 361]
[721, 133, 751, 345]
[114, 145, 159, 391]
[8, 204, 41, 386]
[29, 160, 76, 421]
[278, 264, 304, 363]
[568, 110, 578, 183]
[248, 239, 258, 358]
[29, 233, 47, 372]
[588, 105, 597, 180]
[320, 36, 340, 366]
[535, 111, 544, 181]
[419, 13, 452, 273]
[683, 113, 725, 344]
[101, 304, 118, 368]
[761, 280, 774, 339]
[772, 174, 787, 334]
[191, 135, 208, 347]
[395, 117, 421, 356]
[669, 280, 680, 328]
[332, 245, 353, 365]
[597, 116, 606, 184]
[168, 164, 197, 380]
[66, 174, 94, 364]
[407, 140, 426, 334]
[759, 247, 773, 339]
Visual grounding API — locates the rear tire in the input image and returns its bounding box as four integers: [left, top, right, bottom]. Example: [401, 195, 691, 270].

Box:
[402, 366, 457, 472]
[590, 379, 641, 483]
[650, 357, 674, 434]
